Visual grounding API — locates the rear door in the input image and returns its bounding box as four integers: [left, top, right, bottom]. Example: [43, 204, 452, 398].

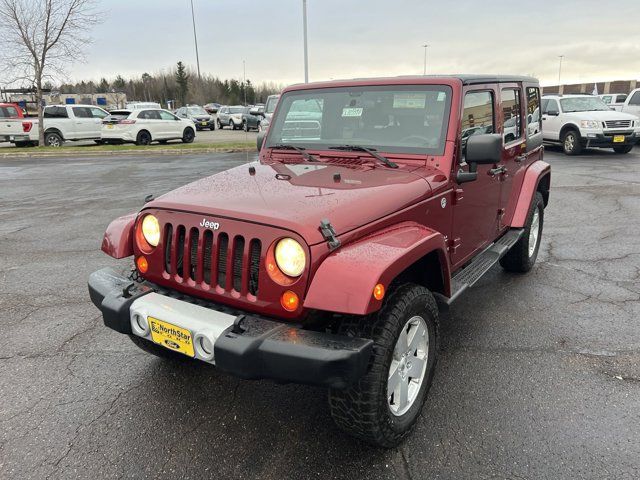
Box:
[451, 86, 503, 267]
[71, 106, 98, 138]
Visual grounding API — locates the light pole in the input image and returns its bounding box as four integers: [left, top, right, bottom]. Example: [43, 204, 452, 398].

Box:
[243, 60, 247, 106]
[302, 0, 309, 83]
[422, 44, 429, 75]
[190, 0, 201, 78]
[558, 55, 564, 85]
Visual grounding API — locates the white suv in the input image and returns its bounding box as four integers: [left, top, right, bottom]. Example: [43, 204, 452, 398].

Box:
[541, 94, 640, 155]
[101, 108, 196, 145]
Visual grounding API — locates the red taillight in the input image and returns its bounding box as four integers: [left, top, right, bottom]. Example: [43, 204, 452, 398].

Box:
[119, 119, 136, 124]
[22, 122, 32, 133]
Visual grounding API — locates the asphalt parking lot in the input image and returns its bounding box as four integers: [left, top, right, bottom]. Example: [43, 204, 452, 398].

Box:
[1, 147, 639, 479]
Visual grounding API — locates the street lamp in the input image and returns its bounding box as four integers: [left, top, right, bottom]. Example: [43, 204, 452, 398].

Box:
[422, 44, 429, 75]
[558, 55, 564, 85]
[302, 0, 309, 83]
[190, 0, 201, 78]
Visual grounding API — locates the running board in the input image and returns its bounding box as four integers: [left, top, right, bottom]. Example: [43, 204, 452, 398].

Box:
[447, 229, 524, 304]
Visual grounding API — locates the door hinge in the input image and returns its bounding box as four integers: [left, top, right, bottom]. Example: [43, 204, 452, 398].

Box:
[319, 219, 341, 252]
[453, 188, 464, 205]
[448, 237, 462, 253]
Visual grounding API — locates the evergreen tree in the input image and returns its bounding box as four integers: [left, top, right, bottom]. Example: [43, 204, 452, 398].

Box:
[175, 61, 189, 105]
[98, 78, 110, 92]
[113, 75, 126, 90]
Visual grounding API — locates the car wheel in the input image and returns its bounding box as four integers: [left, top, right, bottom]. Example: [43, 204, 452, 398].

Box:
[500, 191, 544, 273]
[129, 335, 192, 362]
[182, 127, 195, 143]
[217, 119, 222, 129]
[562, 129, 582, 155]
[229, 119, 236, 130]
[44, 131, 63, 147]
[328, 284, 438, 448]
[135, 130, 152, 146]
[242, 120, 248, 132]
[613, 145, 633, 154]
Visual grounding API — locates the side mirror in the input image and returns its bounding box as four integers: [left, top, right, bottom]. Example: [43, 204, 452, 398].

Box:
[466, 134, 502, 164]
[257, 131, 265, 151]
[546, 110, 559, 116]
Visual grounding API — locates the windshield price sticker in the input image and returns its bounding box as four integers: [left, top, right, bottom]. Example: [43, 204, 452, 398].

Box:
[393, 93, 427, 109]
[342, 107, 363, 117]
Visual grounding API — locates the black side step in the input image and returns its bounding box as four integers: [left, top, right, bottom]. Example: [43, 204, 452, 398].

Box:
[448, 229, 524, 304]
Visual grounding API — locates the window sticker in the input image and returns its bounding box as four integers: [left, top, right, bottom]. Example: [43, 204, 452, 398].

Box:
[393, 93, 427, 109]
[437, 92, 446, 102]
[342, 107, 363, 117]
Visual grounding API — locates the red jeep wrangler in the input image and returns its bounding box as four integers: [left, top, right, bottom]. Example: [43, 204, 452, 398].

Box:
[89, 75, 550, 447]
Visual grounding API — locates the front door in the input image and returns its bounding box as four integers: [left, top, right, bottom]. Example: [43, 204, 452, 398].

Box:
[451, 86, 502, 268]
[541, 98, 562, 141]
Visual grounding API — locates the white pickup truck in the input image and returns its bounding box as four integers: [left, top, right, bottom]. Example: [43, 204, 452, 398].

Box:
[3, 104, 109, 147]
[620, 88, 640, 117]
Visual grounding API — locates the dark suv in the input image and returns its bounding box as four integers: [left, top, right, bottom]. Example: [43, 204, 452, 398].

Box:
[89, 75, 550, 447]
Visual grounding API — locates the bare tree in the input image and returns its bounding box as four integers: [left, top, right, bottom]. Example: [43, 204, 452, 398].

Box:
[0, 0, 99, 145]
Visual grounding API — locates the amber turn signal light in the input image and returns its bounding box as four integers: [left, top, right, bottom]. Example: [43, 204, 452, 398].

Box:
[136, 256, 149, 274]
[281, 290, 299, 312]
[373, 283, 385, 301]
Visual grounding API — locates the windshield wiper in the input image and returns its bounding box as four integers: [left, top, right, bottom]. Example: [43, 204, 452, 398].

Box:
[328, 145, 398, 168]
[269, 144, 318, 162]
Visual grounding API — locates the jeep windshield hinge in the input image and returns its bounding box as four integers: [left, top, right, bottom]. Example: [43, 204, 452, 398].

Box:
[319, 219, 341, 252]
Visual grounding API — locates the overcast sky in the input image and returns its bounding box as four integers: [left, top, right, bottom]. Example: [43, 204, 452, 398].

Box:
[68, 0, 640, 87]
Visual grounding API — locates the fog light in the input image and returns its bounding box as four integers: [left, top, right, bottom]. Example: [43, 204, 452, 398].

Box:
[132, 313, 149, 336]
[194, 334, 215, 360]
[136, 256, 148, 273]
[373, 283, 385, 301]
[281, 290, 299, 312]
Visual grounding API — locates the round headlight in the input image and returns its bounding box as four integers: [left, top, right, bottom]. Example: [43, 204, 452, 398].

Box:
[274, 238, 306, 277]
[141, 214, 160, 247]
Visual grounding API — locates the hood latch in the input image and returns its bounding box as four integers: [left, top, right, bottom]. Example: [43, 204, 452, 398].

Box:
[320, 219, 341, 252]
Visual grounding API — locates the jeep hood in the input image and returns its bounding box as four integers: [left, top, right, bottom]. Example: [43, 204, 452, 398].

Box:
[147, 161, 434, 245]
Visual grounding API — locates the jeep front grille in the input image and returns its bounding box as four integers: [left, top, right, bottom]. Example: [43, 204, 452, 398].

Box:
[163, 223, 261, 297]
[604, 120, 632, 129]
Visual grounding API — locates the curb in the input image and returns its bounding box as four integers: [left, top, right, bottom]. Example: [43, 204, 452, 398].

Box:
[0, 146, 256, 158]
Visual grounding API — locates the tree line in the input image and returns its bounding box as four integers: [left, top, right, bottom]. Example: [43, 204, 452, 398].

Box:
[51, 61, 283, 107]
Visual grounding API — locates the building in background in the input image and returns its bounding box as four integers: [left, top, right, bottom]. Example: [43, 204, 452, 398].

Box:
[542, 79, 638, 95]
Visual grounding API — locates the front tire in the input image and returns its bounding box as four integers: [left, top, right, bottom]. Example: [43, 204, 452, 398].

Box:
[182, 127, 195, 143]
[562, 129, 582, 155]
[229, 119, 236, 130]
[328, 284, 438, 448]
[613, 145, 633, 154]
[216, 119, 222, 130]
[242, 119, 248, 132]
[500, 191, 544, 273]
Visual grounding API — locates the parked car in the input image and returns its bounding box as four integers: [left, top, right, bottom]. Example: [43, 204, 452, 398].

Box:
[241, 105, 264, 131]
[89, 74, 550, 448]
[216, 105, 246, 130]
[101, 108, 195, 145]
[541, 94, 640, 155]
[598, 93, 628, 111]
[175, 105, 216, 131]
[126, 102, 162, 111]
[1, 104, 108, 147]
[257, 94, 280, 132]
[204, 102, 221, 114]
[0, 102, 26, 143]
[620, 88, 640, 117]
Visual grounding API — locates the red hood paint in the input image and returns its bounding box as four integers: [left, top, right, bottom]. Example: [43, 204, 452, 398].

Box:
[147, 159, 439, 245]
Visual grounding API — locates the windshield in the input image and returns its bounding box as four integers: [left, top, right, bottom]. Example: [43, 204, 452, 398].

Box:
[266, 85, 452, 155]
[188, 107, 207, 115]
[560, 96, 610, 113]
[265, 95, 279, 114]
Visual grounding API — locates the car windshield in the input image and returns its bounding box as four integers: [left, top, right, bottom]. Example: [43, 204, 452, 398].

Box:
[188, 107, 207, 115]
[229, 107, 244, 114]
[265, 85, 452, 155]
[560, 96, 610, 112]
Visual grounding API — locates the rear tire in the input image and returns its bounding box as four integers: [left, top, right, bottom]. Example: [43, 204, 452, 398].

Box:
[613, 145, 633, 154]
[182, 127, 195, 143]
[135, 130, 152, 146]
[328, 284, 438, 448]
[562, 129, 582, 155]
[500, 191, 544, 273]
[44, 131, 63, 147]
[129, 335, 190, 362]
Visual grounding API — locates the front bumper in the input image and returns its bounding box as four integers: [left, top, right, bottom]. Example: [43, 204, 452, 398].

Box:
[579, 129, 639, 147]
[88, 267, 373, 389]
